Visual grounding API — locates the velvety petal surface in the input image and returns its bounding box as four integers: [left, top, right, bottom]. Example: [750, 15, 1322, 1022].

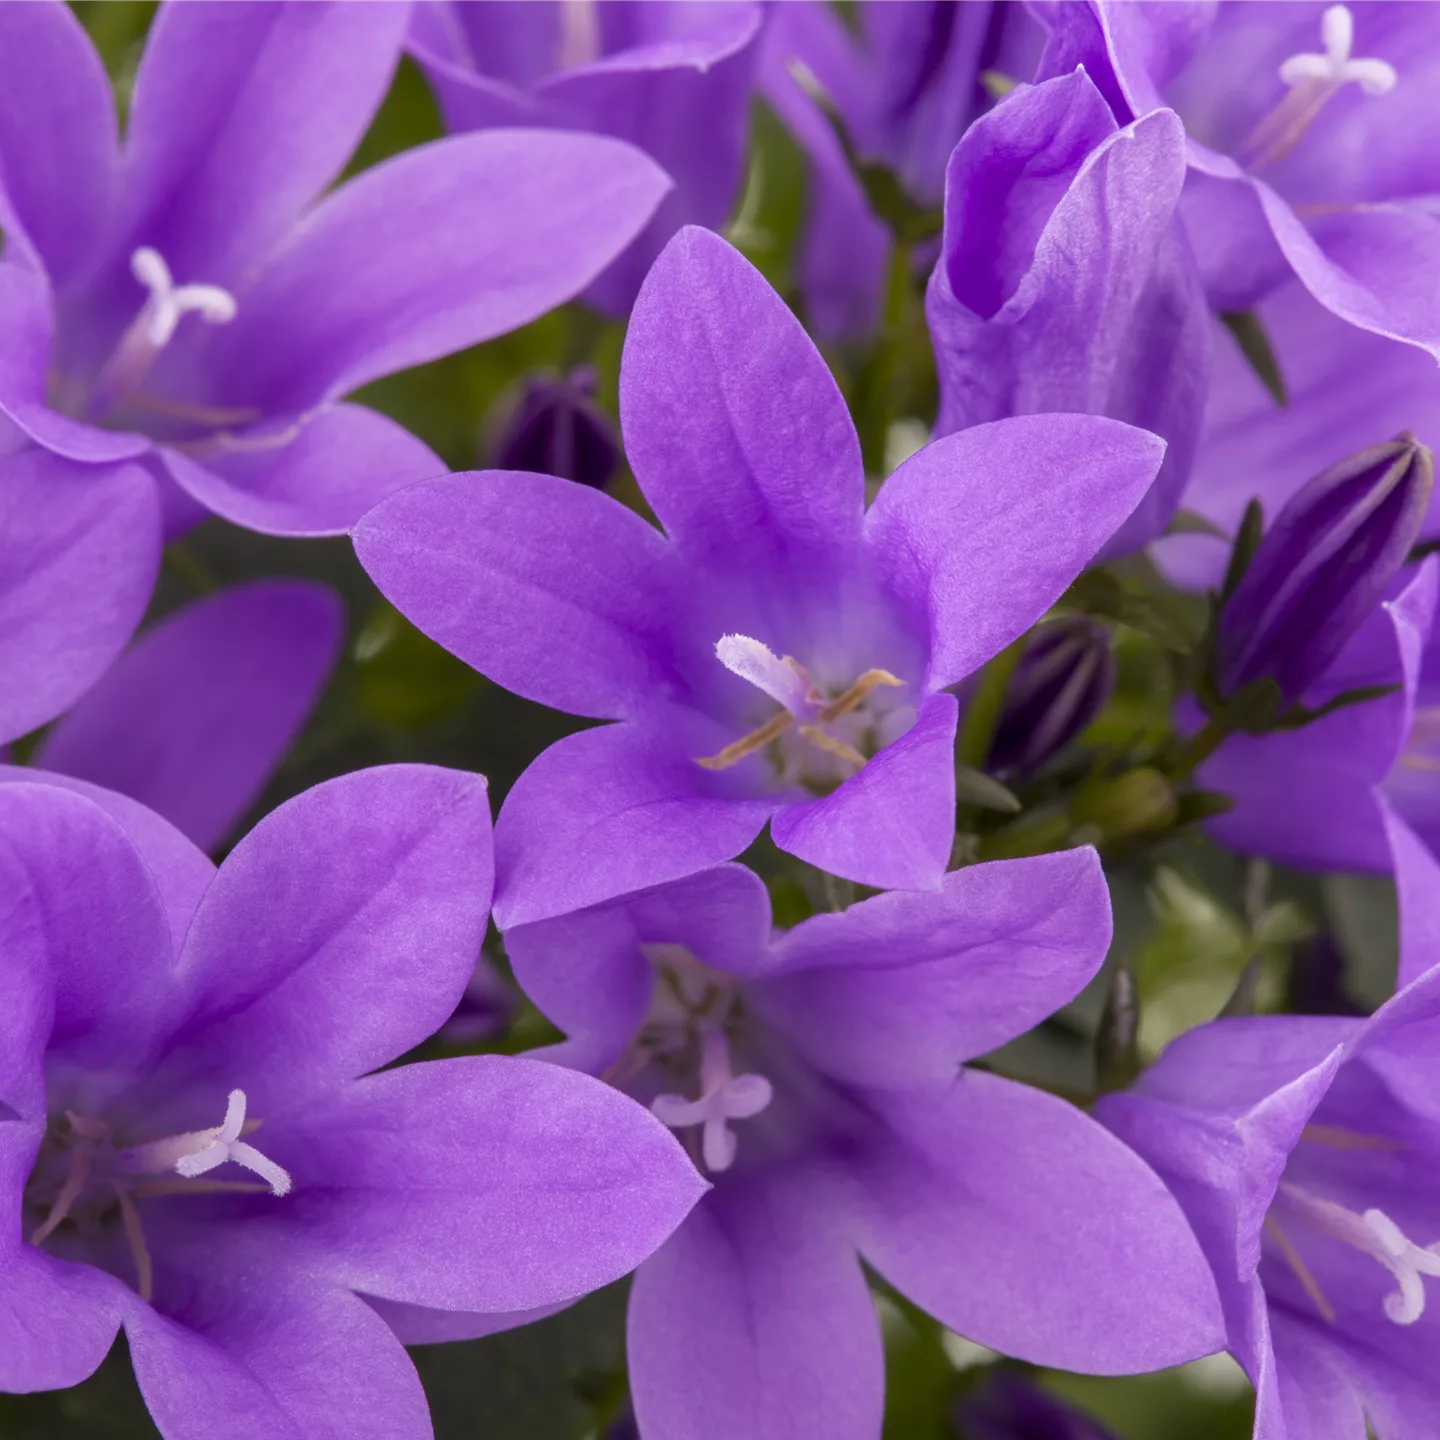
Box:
[262, 1055, 706, 1314]
[504, 863, 773, 1071]
[0, 0, 117, 285]
[0, 765, 215, 949]
[143, 765, 494, 1118]
[620, 227, 865, 579]
[354, 468, 687, 721]
[127, 1273, 429, 1440]
[37, 580, 343, 851]
[769, 692, 958, 892]
[493, 719, 775, 930]
[628, 1164, 883, 1440]
[865, 416, 1164, 691]
[0, 450, 160, 744]
[210, 131, 671, 413]
[853, 1072, 1226, 1373]
[120, 1, 408, 290]
[756, 848, 1110, 1088]
[160, 403, 445, 538]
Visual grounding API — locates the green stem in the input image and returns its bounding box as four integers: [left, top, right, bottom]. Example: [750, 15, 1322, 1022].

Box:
[1167, 714, 1232, 780]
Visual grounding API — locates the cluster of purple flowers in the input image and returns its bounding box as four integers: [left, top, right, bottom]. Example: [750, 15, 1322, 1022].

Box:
[3, 3, 1440, 1438]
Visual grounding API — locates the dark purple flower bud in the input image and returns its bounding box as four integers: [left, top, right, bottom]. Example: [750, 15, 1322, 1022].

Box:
[488, 366, 621, 490]
[1215, 432, 1433, 703]
[439, 955, 517, 1044]
[989, 617, 1116, 776]
[957, 1371, 1121, 1440]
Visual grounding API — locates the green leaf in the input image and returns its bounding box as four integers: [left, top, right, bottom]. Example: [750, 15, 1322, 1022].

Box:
[1063, 566, 1203, 655]
[1219, 309, 1288, 406]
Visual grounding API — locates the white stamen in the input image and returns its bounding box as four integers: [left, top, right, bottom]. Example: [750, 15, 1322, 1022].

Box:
[89, 247, 237, 419]
[1279, 5, 1397, 94]
[715, 634, 811, 715]
[1277, 1183, 1440, 1326]
[650, 1028, 773, 1173]
[127, 1089, 292, 1197]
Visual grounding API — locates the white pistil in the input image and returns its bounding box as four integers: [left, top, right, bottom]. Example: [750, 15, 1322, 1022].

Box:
[125, 1089, 292, 1197]
[650, 1028, 773, 1173]
[89, 246, 237, 418]
[1239, 5, 1396, 168]
[1277, 1182, 1440, 1325]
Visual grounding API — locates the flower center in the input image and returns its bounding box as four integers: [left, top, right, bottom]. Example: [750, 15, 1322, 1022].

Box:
[1267, 1177, 1440, 1326]
[25, 1088, 290, 1302]
[697, 633, 909, 792]
[1237, 5, 1397, 170]
[650, 1027, 774, 1174]
[86, 247, 238, 423]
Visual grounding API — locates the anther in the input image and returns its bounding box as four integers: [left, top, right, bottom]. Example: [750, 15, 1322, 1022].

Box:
[650, 1028, 773, 1173]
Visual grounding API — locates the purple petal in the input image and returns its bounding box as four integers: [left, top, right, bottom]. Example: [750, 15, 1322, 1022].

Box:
[0, 765, 215, 950]
[865, 415, 1165, 691]
[159, 403, 445, 538]
[0, 0, 117, 285]
[264, 1054, 706, 1314]
[210, 131, 671, 413]
[628, 1165, 883, 1440]
[620, 227, 865, 580]
[148, 765, 493, 1117]
[0, 1236, 128, 1393]
[0, 262, 54, 407]
[0, 449, 160, 744]
[1382, 796, 1440, 989]
[0, 398, 152, 465]
[354, 468, 686, 721]
[755, 848, 1110, 1087]
[770, 691, 958, 891]
[37, 580, 343, 852]
[1259, 185, 1440, 361]
[504, 863, 773, 1071]
[119, 1, 408, 290]
[853, 1072, 1226, 1372]
[0, 781, 176, 1081]
[126, 1274, 429, 1440]
[493, 719, 774, 929]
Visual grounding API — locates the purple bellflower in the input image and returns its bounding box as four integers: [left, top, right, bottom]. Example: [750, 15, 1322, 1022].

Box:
[1213, 433, 1433, 705]
[1035, 2, 1440, 359]
[1098, 800, 1440, 1438]
[759, 0, 1046, 340]
[926, 67, 1211, 554]
[0, 765, 704, 1440]
[355, 227, 1167, 926]
[438, 851, 1225, 1440]
[1198, 559, 1438, 873]
[0, 2, 670, 738]
[407, 0, 762, 315]
[30, 579, 343, 853]
[1159, 280, 1440, 593]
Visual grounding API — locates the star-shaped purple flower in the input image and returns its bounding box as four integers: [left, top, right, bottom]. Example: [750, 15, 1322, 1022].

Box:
[0, 766, 703, 1439]
[427, 849, 1221, 1440]
[355, 226, 1166, 926]
[1099, 799, 1440, 1438]
[407, 0, 762, 314]
[0, 0, 670, 739]
[1036, 1, 1440, 359]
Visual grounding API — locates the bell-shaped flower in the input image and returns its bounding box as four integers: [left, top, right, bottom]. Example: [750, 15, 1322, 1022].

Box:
[23, 579, 342, 852]
[407, 0, 761, 314]
[395, 849, 1224, 1439]
[355, 226, 1166, 927]
[1099, 800, 1440, 1438]
[1035, 2, 1440, 361]
[0, 766, 703, 1440]
[926, 67, 1211, 554]
[0, 0, 670, 738]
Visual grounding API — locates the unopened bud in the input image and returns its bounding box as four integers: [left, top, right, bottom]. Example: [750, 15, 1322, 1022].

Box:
[1070, 767, 1177, 842]
[1215, 433, 1433, 703]
[487, 366, 621, 490]
[989, 617, 1115, 777]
